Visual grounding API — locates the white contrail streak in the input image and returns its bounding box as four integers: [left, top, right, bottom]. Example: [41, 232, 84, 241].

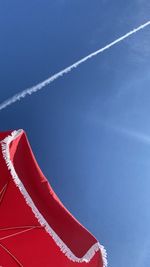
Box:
[0, 20, 150, 111]
[111, 125, 150, 145]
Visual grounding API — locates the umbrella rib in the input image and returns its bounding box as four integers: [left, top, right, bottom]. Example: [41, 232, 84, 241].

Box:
[0, 225, 42, 231]
[0, 225, 43, 241]
[0, 242, 23, 267]
[0, 183, 8, 204]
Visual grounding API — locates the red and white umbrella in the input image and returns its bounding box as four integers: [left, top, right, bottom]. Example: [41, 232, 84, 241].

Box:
[0, 129, 107, 267]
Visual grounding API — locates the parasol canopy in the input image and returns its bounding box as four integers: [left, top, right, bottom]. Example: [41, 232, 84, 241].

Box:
[0, 129, 107, 267]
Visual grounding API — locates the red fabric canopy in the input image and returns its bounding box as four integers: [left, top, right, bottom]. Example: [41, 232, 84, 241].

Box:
[0, 129, 107, 267]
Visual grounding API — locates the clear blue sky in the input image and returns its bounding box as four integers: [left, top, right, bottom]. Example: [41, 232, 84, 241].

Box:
[0, 1, 150, 266]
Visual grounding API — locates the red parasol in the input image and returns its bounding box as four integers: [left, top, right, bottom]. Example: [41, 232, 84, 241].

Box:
[0, 129, 107, 267]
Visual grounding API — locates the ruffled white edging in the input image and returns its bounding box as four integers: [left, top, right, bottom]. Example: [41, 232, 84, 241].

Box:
[0, 129, 107, 266]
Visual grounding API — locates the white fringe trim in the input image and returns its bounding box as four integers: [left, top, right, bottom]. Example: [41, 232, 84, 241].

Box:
[0, 129, 107, 266]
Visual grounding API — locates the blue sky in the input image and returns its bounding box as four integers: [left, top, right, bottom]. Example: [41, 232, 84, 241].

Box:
[0, 1, 150, 266]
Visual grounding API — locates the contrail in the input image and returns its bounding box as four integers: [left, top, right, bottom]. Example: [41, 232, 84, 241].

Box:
[111, 125, 150, 145]
[0, 20, 150, 111]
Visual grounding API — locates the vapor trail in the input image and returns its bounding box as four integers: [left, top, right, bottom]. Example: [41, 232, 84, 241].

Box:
[0, 20, 150, 111]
